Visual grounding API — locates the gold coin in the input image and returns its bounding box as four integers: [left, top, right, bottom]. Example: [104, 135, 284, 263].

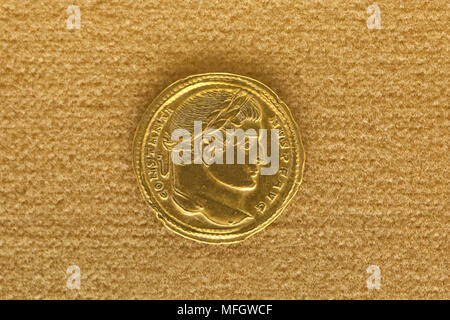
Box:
[133, 73, 305, 243]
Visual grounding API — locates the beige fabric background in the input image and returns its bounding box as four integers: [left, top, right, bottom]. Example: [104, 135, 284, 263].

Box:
[0, 0, 448, 299]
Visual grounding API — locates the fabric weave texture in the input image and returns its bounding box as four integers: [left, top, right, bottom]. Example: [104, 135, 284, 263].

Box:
[0, 0, 448, 299]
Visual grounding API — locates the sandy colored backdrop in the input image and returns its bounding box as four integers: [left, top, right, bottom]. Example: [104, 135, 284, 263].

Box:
[0, 0, 448, 299]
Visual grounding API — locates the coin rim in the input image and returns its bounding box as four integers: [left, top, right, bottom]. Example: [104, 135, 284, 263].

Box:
[133, 73, 305, 244]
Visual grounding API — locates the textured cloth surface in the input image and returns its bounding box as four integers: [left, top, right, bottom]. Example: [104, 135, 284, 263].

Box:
[0, 0, 448, 299]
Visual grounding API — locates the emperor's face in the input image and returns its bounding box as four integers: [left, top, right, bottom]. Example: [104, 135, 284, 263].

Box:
[205, 120, 261, 191]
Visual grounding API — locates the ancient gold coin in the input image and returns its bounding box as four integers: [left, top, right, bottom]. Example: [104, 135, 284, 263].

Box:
[133, 73, 305, 243]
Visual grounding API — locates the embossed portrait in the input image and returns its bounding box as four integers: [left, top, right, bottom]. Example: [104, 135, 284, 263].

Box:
[161, 89, 264, 226]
